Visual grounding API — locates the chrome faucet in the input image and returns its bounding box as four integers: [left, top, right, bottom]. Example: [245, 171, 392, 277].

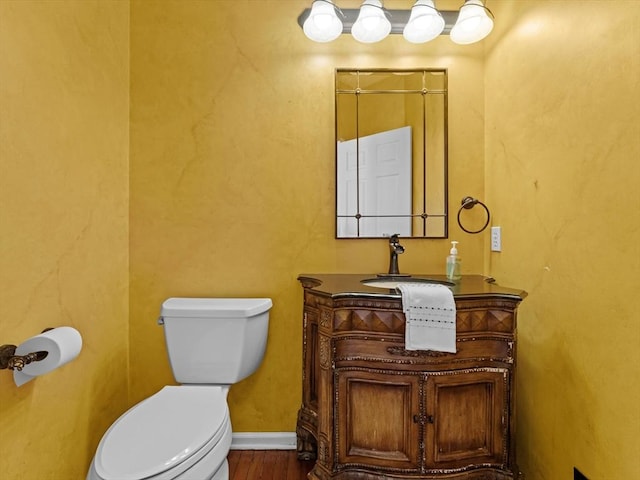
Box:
[387, 234, 405, 276]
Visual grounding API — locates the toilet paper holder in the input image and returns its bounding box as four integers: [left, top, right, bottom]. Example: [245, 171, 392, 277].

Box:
[0, 328, 52, 372]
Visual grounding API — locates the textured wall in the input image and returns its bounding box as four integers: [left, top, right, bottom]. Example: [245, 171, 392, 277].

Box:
[485, 1, 640, 478]
[0, 0, 130, 478]
[5, 2, 631, 478]
[129, 0, 486, 432]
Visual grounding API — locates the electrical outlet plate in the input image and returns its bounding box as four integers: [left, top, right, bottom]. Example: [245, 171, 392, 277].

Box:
[491, 226, 501, 252]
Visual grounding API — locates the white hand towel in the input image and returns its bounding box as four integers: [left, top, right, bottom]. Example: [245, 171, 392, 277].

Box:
[397, 283, 456, 353]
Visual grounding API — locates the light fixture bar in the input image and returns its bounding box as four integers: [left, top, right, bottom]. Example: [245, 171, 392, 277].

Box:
[297, 8, 459, 35]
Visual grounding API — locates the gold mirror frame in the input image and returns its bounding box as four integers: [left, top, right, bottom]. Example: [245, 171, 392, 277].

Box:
[335, 68, 448, 239]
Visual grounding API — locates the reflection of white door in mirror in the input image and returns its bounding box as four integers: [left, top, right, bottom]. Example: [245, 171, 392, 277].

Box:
[337, 126, 412, 238]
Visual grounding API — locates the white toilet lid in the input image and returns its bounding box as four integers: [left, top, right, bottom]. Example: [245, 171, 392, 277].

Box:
[95, 385, 228, 480]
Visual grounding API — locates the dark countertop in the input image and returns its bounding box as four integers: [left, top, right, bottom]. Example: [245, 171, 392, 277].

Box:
[298, 273, 527, 301]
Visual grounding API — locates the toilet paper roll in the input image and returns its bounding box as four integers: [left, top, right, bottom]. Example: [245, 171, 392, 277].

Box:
[13, 326, 82, 387]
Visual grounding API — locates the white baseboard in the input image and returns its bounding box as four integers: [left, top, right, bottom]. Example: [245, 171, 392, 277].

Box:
[230, 432, 297, 450]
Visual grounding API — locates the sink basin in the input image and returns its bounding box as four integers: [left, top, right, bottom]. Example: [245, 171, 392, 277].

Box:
[361, 277, 455, 289]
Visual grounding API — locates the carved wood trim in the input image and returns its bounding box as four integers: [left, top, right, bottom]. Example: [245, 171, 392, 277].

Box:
[302, 312, 307, 383]
[335, 365, 427, 376]
[336, 354, 514, 367]
[418, 372, 426, 470]
[318, 434, 330, 465]
[333, 370, 340, 472]
[328, 297, 403, 310]
[323, 295, 521, 311]
[332, 335, 515, 366]
[298, 405, 318, 426]
[387, 346, 449, 357]
[319, 335, 331, 370]
[335, 463, 422, 474]
[320, 309, 332, 329]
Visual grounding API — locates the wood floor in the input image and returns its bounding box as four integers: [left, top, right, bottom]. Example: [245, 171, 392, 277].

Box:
[228, 450, 314, 480]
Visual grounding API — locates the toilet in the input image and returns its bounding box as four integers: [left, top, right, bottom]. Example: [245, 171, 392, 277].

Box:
[87, 297, 273, 480]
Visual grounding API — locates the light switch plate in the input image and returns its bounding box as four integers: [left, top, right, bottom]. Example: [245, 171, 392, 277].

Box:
[491, 226, 502, 252]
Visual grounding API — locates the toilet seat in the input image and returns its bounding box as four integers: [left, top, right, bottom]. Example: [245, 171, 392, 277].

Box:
[94, 385, 229, 480]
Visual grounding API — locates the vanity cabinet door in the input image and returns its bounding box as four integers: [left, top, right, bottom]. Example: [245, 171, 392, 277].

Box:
[424, 368, 509, 470]
[335, 368, 422, 472]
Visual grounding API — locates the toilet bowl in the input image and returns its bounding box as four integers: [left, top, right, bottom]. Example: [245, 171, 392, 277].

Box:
[87, 298, 272, 480]
[88, 386, 232, 480]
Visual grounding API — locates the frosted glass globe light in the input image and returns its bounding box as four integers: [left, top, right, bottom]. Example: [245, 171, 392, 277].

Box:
[403, 0, 445, 44]
[303, 0, 343, 43]
[351, 0, 391, 44]
[450, 0, 494, 45]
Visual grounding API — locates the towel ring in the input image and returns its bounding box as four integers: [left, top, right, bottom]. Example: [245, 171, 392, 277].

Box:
[457, 196, 490, 234]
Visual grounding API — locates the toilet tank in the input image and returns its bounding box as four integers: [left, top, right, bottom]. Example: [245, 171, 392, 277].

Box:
[159, 298, 272, 384]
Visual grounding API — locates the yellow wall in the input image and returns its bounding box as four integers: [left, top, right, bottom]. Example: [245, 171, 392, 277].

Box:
[0, 1, 130, 478]
[2, 0, 638, 478]
[129, 0, 485, 432]
[484, 1, 640, 478]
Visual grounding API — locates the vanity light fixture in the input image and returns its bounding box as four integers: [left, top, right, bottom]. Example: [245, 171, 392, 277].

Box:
[403, 0, 445, 44]
[351, 0, 392, 43]
[449, 0, 494, 44]
[298, 0, 494, 45]
[302, 0, 344, 43]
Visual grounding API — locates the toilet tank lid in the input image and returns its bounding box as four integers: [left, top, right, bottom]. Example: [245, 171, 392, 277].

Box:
[161, 297, 273, 318]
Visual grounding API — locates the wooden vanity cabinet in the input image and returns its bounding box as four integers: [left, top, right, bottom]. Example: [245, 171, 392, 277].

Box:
[296, 275, 526, 480]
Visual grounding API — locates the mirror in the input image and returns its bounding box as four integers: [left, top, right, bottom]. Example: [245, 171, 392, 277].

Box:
[335, 69, 448, 238]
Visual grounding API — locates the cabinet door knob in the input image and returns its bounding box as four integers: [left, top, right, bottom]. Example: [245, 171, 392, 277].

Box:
[426, 415, 435, 424]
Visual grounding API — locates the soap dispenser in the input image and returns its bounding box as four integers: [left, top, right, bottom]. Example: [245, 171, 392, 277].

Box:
[446, 241, 462, 281]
